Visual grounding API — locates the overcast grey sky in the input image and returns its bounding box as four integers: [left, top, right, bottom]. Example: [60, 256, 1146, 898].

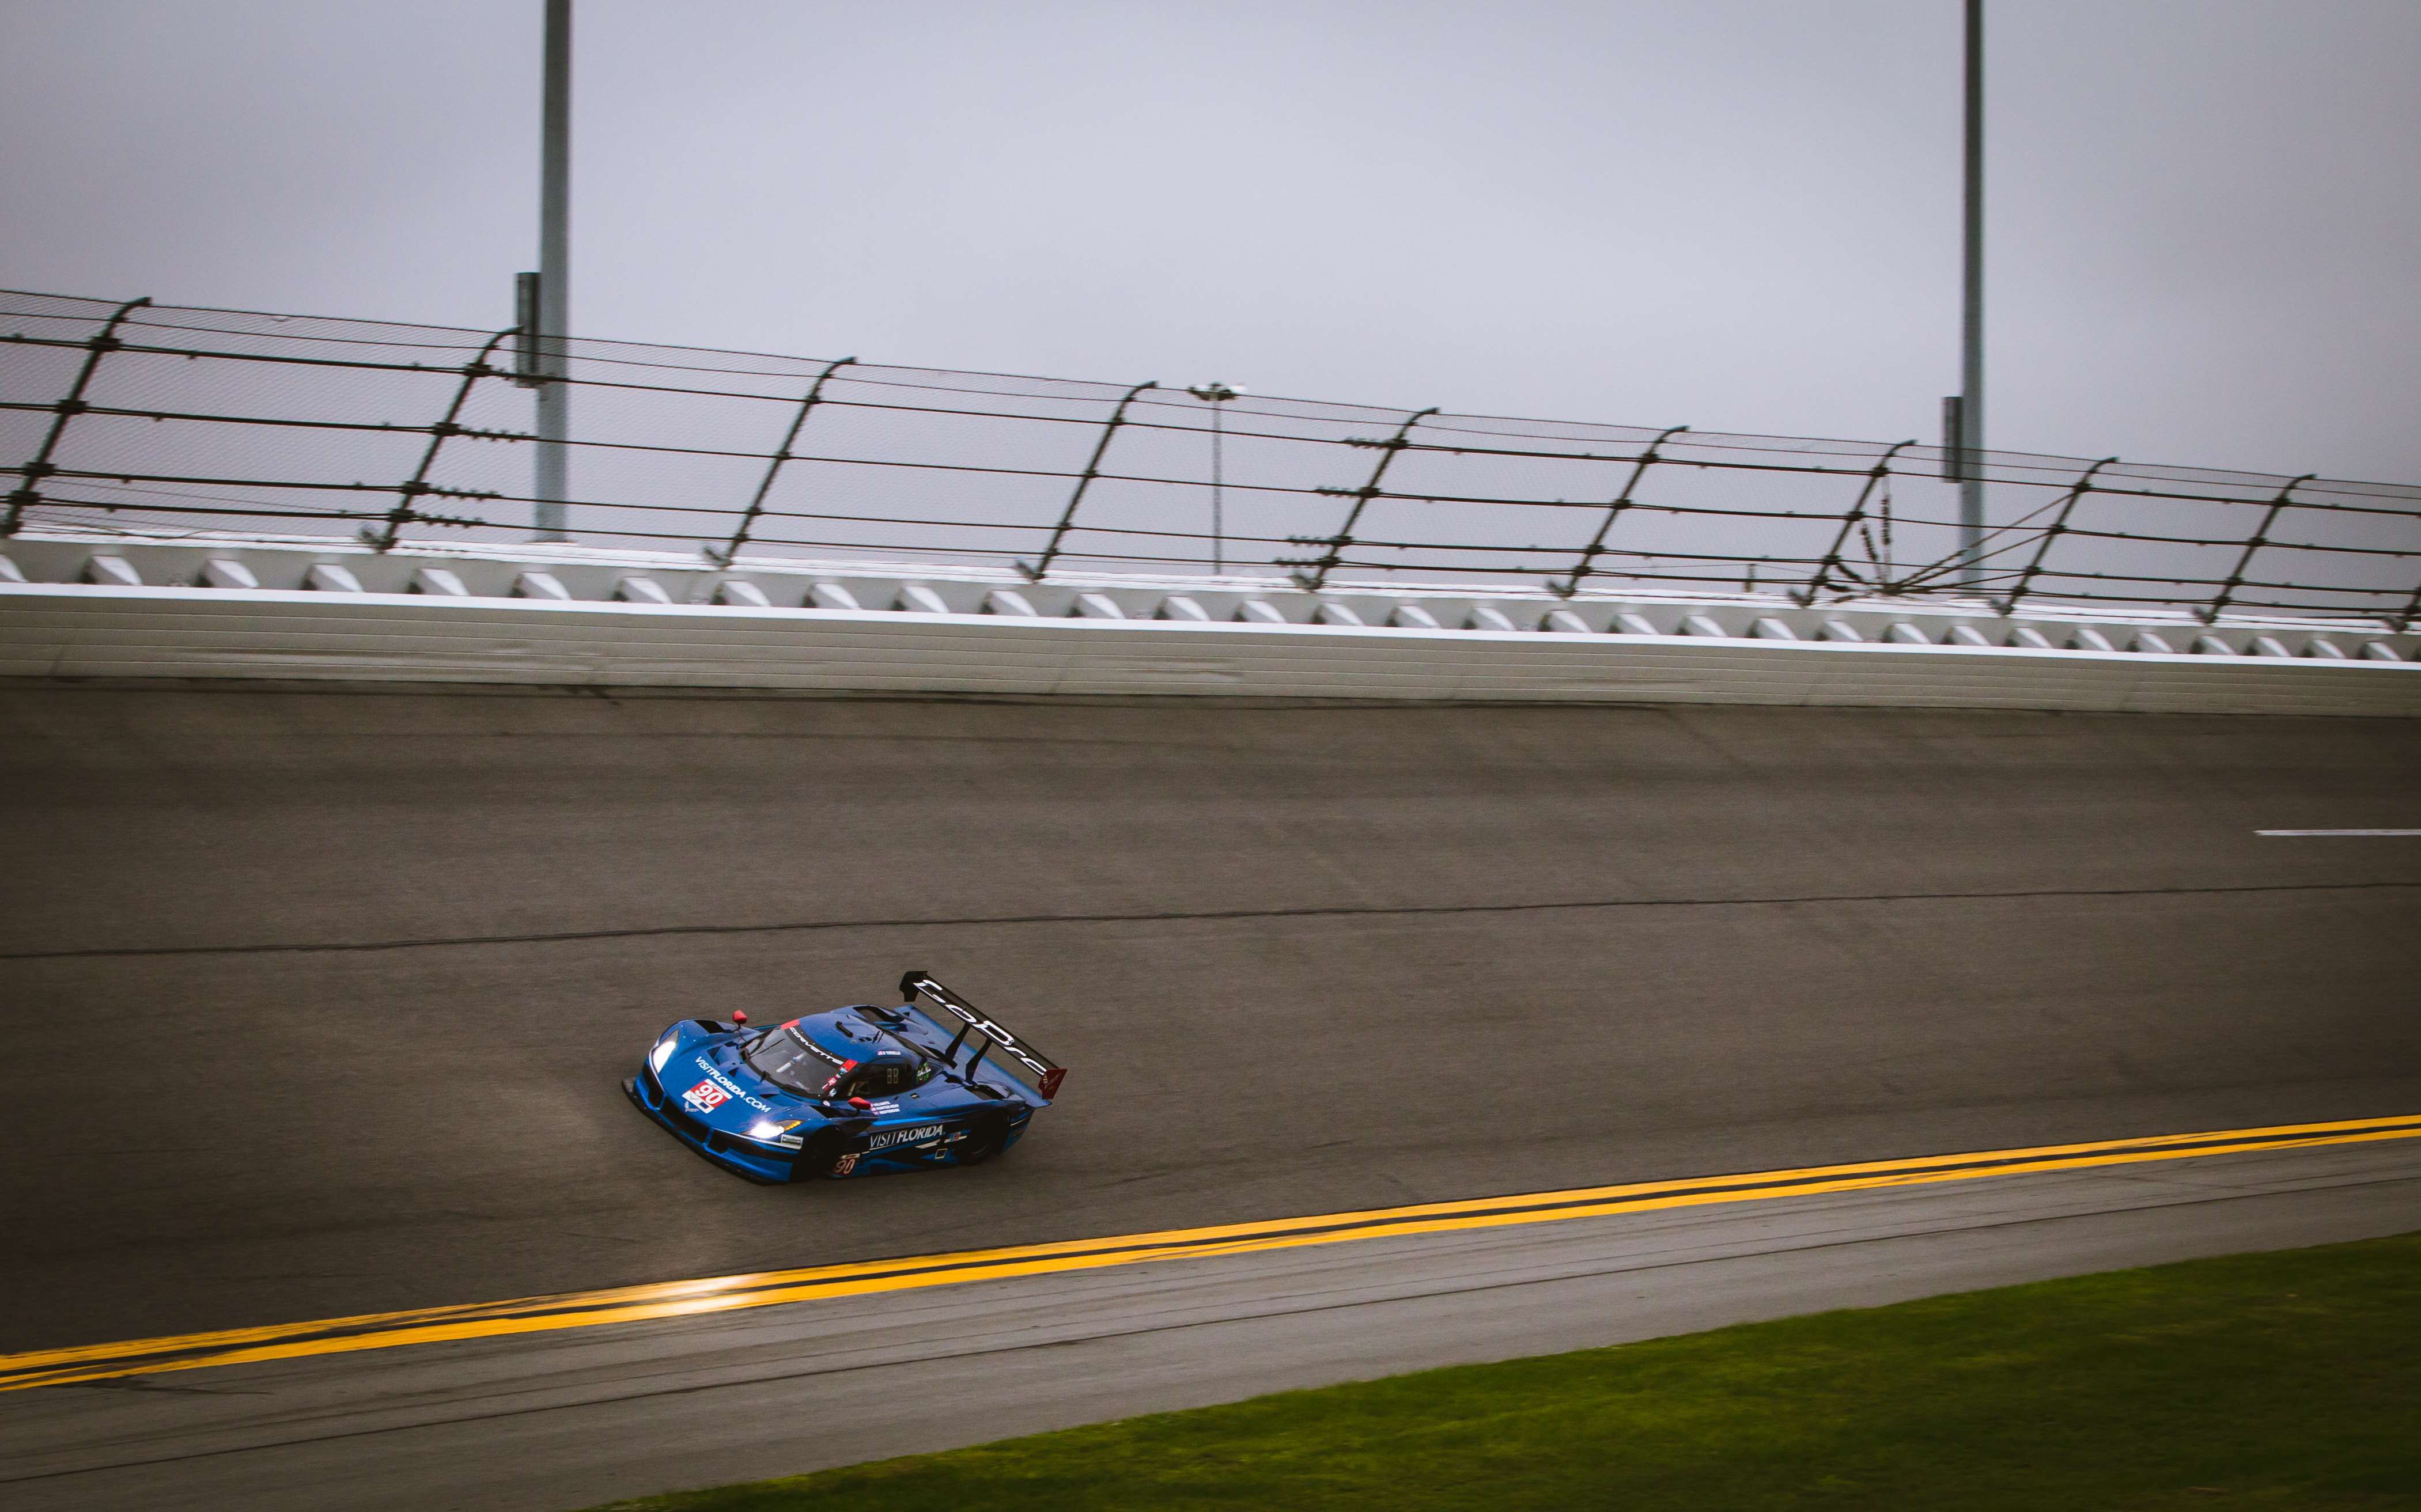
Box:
[2, 0, 2415, 484]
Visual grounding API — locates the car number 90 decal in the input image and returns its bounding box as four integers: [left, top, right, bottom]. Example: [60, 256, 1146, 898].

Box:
[682, 1079, 731, 1116]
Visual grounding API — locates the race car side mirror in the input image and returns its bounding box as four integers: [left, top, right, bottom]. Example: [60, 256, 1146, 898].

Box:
[848, 1097, 873, 1112]
[732, 1011, 749, 1027]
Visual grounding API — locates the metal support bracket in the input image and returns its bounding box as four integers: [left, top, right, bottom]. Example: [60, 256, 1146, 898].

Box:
[1550, 425, 1688, 598]
[709, 356, 856, 566]
[365, 329, 515, 551]
[1290, 407, 1437, 592]
[3, 295, 150, 537]
[1996, 457, 2117, 613]
[2396, 578, 2421, 637]
[2203, 474, 2313, 624]
[1018, 380, 1156, 582]
[1797, 439, 1915, 605]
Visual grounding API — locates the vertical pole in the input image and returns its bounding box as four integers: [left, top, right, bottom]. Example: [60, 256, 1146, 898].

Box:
[1210, 401, 1225, 576]
[1187, 383, 1242, 575]
[3, 295, 149, 537]
[2203, 474, 2313, 624]
[1957, 0, 1985, 588]
[534, 0, 572, 541]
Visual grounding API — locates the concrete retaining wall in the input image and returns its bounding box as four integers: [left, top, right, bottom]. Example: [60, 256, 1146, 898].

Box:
[6, 583, 2418, 715]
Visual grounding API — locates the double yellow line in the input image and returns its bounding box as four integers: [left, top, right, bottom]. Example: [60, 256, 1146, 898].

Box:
[6, 1112, 2415, 1393]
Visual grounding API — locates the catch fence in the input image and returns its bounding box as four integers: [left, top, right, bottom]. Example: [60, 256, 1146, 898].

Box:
[3, 289, 2416, 626]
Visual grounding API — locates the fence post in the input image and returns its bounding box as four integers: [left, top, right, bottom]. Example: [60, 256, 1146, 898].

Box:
[2202, 473, 2313, 624]
[1996, 456, 2116, 612]
[709, 355, 856, 566]
[1796, 439, 1916, 605]
[1549, 425, 1688, 598]
[1019, 380, 1156, 582]
[365, 329, 516, 551]
[2, 295, 150, 537]
[1291, 407, 1437, 592]
[2396, 579, 2421, 636]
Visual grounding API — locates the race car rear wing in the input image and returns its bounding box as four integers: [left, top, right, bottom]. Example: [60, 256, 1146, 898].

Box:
[898, 970, 1067, 1101]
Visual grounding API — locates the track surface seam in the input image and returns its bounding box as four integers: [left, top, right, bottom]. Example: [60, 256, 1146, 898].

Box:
[6, 879, 2414, 963]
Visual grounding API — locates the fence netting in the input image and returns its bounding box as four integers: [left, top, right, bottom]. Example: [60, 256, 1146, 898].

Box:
[3, 289, 2415, 624]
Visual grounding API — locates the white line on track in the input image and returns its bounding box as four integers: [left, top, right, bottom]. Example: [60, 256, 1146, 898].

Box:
[2256, 829, 2421, 837]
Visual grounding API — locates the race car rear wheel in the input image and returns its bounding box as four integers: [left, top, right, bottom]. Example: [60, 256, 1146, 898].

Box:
[956, 1115, 1007, 1166]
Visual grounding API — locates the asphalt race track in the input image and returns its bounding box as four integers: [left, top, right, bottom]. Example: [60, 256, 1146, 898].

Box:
[3, 685, 2417, 1349]
[1, 685, 2417, 1501]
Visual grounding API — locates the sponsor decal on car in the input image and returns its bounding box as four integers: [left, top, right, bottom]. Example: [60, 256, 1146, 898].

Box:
[907, 976, 1065, 1098]
[868, 1123, 946, 1152]
[790, 1029, 846, 1070]
[692, 1055, 771, 1112]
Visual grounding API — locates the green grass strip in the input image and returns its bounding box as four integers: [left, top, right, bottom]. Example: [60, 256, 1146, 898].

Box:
[593, 1232, 2421, 1510]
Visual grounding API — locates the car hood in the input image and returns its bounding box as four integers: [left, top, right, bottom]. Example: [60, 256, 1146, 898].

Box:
[660, 1040, 816, 1132]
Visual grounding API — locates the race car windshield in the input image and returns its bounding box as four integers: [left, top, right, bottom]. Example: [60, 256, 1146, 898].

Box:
[742, 1025, 844, 1097]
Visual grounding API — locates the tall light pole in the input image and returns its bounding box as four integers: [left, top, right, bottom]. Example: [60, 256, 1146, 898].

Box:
[1955, 0, 1984, 587]
[1188, 382, 1242, 575]
[533, 0, 572, 540]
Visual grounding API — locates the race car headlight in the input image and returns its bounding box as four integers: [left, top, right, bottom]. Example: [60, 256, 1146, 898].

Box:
[746, 1119, 804, 1148]
[649, 1036, 678, 1074]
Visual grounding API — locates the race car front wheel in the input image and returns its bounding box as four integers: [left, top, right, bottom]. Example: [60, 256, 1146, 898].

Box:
[956, 1116, 1007, 1166]
[793, 1129, 856, 1181]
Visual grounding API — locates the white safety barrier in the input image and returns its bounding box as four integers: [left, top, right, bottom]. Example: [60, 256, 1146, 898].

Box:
[0, 533, 2414, 714]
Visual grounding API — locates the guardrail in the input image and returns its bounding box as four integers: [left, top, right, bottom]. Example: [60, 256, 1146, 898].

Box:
[5, 289, 2417, 629]
[3, 532, 2414, 716]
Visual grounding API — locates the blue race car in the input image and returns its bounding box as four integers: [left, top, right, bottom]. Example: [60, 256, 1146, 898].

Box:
[626, 971, 1066, 1183]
